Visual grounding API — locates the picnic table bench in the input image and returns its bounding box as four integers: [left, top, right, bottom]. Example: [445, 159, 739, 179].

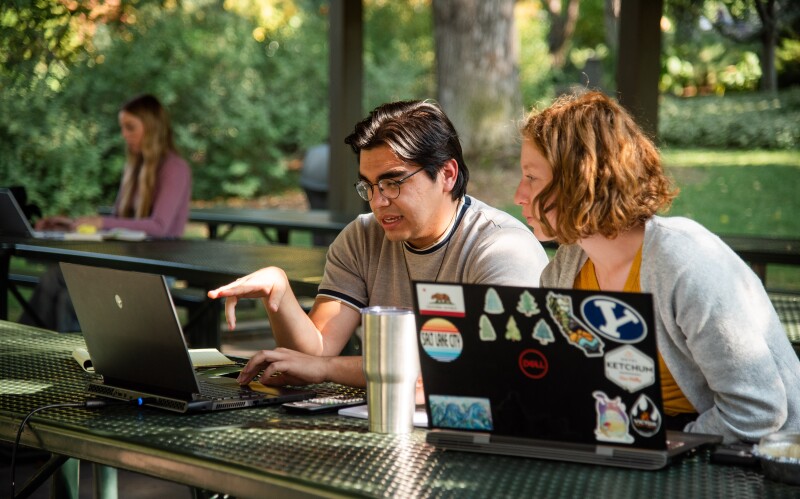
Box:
[720, 235, 800, 285]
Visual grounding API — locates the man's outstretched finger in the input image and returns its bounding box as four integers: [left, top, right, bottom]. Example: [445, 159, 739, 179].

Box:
[225, 295, 239, 330]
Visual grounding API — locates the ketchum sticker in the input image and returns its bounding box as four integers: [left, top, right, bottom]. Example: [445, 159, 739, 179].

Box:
[420, 318, 463, 362]
[604, 345, 655, 392]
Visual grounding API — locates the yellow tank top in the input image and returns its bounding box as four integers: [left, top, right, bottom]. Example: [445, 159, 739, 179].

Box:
[574, 248, 696, 416]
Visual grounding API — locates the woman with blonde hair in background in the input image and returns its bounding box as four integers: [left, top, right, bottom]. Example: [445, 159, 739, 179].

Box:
[38, 93, 191, 236]
[23, 94, 192, 331]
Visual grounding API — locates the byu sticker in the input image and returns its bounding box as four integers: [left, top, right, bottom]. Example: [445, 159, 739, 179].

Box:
[581, 296, 647, 343]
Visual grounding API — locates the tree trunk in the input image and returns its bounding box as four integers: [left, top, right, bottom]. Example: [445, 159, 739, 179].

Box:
[755, 0, 778, 92]
[542, 0, 581, 69]
[433, 0, 521, 157]
[604, 0, 619, 57]
[603, 0, 620, 92]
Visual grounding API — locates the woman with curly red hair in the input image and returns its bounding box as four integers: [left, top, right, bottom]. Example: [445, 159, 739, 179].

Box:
[515, 90, 799, 444]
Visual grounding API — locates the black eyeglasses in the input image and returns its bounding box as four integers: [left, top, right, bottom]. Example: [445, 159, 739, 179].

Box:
[354, 167, 425, 202]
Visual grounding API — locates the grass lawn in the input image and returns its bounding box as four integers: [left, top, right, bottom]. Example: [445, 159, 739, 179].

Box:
[662, 149, 800, 237]
[663, 149, 800, 291]
[495, 148, 800, 292]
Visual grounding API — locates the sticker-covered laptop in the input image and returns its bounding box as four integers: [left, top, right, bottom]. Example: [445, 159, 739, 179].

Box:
[412, 281, 721, 470]
[61, 262, 315, 413]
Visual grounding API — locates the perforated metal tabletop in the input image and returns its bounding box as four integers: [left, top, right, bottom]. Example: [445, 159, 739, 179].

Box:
[770, 292, 800, 346]
[1, 322, 797, 498]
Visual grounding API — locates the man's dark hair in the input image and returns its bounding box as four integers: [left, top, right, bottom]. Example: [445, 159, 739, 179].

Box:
[344, 100, 469, 200]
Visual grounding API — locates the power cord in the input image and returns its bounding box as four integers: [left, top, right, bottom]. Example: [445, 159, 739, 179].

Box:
[10, 398, 149, 499]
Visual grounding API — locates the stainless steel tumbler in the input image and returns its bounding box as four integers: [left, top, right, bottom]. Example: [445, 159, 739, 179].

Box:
[361, 306, 419, 434]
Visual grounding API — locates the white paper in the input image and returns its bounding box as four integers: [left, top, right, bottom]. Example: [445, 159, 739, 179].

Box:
[338, 404, 429, 427]
[188, 348, 236, 367]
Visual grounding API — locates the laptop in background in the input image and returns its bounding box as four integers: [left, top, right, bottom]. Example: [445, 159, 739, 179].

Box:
[0, 187, 45, 238]
[0, 188, 144, 241]
[411, 281, 721, 470]
[61, 262, 315, 413]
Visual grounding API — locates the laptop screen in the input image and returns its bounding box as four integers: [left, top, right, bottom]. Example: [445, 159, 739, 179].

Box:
[61, 262, 201, 398]
[0, 188, 35, 237]
[412, 281, 667, 451]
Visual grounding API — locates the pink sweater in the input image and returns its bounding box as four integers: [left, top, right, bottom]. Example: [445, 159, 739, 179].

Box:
[102, 151, 192, 238]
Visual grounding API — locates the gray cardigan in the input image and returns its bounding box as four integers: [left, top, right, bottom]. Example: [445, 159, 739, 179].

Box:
[541, 216, 800, 443]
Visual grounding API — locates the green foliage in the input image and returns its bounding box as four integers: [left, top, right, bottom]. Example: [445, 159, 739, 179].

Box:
[2, 0, 331, 212]
[0, 78, 114, 215]
[661, 0, 800, 94]
[659, 88, 800, 149]
[517, 1, 555, 107]
[364, 1, 435, 108]
[661, 25, 762, 94]
[663, 148, 800, 237]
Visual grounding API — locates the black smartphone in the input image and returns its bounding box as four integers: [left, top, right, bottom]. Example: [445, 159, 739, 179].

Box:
[282, 395, 366, 414]
[710, 442, 759, 466]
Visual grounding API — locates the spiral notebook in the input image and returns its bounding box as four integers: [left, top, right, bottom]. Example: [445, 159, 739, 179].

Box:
[412, 281, 721, 469]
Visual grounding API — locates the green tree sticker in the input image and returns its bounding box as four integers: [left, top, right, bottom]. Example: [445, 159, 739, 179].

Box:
[533, 319, 555, 345]
[516, 290, 540, 317]
[505, 316, 522, 341]
[479, 314, 497, 341]
[484, 288, 504, 314]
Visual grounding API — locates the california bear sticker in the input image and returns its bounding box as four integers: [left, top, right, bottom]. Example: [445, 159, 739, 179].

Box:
[416, 283, 466, 317]
[420, 318, 463, 362]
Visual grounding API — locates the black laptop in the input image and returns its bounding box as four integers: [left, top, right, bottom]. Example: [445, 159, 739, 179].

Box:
[411, 281, 721, 470]
[0, 188, 143, 240]
[0, 187, 44, 238]
[61, 262, 315, 413]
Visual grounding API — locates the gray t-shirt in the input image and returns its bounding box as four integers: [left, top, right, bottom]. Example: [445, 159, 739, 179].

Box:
[319, 196, 549, 311]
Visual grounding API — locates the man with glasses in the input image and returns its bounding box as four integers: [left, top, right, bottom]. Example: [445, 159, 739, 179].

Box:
[208, 100, 549, 388]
